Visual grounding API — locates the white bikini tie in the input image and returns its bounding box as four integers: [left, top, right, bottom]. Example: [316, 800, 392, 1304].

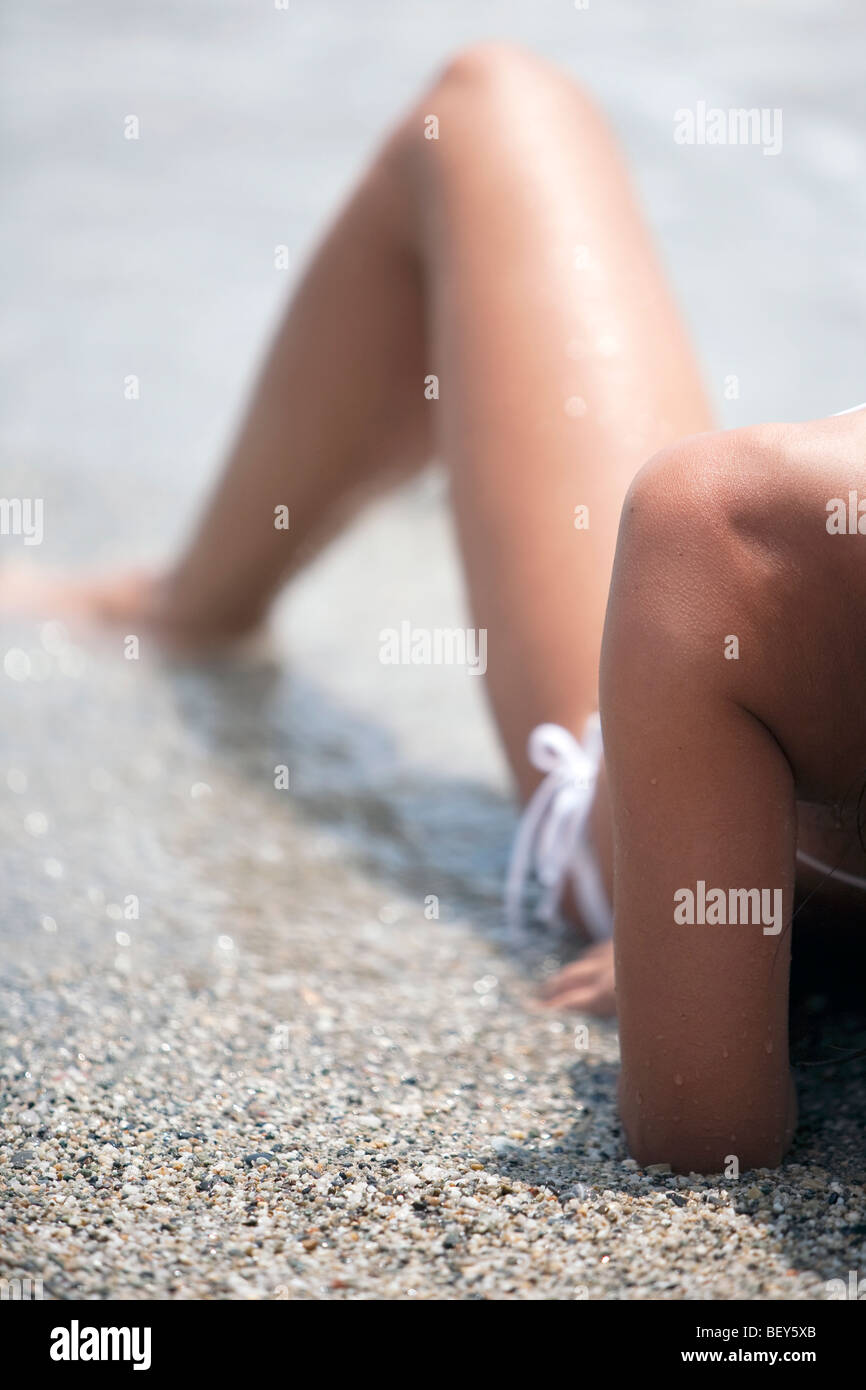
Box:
[505, 717, 612, 941]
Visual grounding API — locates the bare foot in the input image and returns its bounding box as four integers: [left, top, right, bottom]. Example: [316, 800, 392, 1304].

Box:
[538, 939, 616, 1017]
[0, 564, 263, 655]
[1, 563, 161, 621]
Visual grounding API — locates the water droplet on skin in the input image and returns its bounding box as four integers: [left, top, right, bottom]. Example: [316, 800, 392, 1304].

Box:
[674, 1074, 683, 1086]
[722, 1047, 729, 1058]
[764, 1040, 773, 1053]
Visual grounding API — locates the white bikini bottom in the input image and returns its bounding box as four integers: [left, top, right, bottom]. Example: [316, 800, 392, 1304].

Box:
[506, 716, 613, 941]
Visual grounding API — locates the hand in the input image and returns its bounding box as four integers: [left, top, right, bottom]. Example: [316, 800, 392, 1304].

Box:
[538, 939, 616, 1016]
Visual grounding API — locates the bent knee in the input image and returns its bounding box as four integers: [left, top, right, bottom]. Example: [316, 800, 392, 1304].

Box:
[614, 438, 749, 616]
[414, 41, 598, 139]
[616, 430, 796, 607]
[434, 41, 569, 93]
[602, 433, 781, 703]
[381, 41, 611, 199]
[620, 435, 736, 550]
[620, 423, 808, 561]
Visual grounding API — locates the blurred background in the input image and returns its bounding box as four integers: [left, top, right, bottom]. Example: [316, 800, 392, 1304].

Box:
[3, 0, 865, 784]
[1, 0, 865, 1301]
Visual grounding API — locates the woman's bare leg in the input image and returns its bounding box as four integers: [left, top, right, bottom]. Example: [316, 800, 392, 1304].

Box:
[26, 45, 712, 758]
[1, 156, 431, 639]
[15, 46, 711, 976]
[158, 44, 711, 769]
[149, 157, 432, 638]
[388, 46, 712, 795]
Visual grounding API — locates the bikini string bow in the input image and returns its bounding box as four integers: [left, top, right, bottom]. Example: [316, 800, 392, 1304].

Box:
[505, 718, 603, 936]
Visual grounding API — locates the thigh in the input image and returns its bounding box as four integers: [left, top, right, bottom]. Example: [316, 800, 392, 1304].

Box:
[389, 44, 713, 793]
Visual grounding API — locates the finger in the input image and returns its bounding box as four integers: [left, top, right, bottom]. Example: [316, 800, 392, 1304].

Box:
[541, 982, 616, 1014]
[540, 964, 599, 997]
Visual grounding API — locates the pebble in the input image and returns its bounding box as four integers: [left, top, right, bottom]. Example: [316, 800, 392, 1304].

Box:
[1, 621, 863, 1303]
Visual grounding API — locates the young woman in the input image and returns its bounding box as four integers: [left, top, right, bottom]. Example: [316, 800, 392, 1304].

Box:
[13, 44, 866, 1174]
